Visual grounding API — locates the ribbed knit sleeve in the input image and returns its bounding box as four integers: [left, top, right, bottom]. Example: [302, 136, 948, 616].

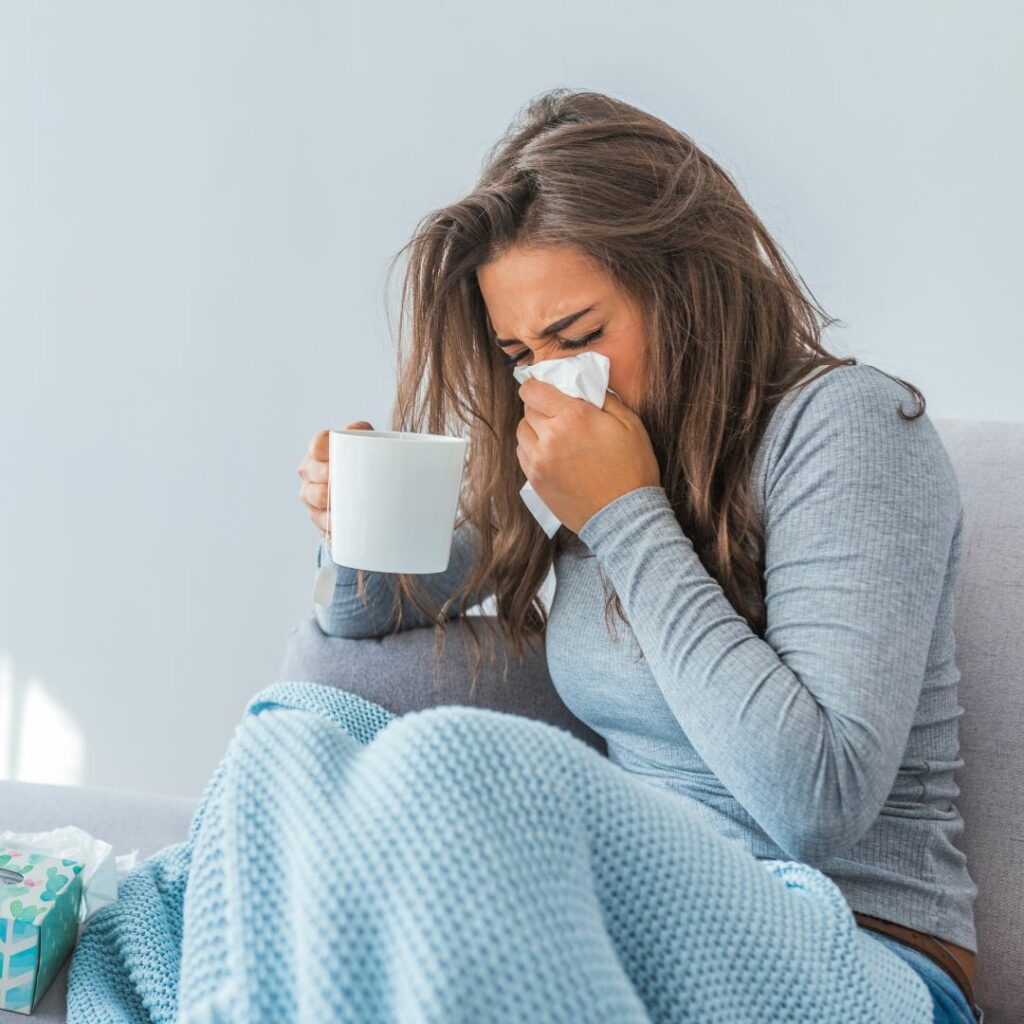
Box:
[576, 367, 963, 863]
[314, 521, 491, 639]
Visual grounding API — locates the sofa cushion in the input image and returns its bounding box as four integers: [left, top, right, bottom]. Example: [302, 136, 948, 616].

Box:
[278, 613, 608, 755]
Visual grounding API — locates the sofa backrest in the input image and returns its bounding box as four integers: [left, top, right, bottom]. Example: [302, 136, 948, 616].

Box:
[933, 417, 1024, 1023]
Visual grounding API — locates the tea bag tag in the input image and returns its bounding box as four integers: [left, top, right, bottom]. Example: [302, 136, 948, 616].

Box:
[313, 543, 338, 607]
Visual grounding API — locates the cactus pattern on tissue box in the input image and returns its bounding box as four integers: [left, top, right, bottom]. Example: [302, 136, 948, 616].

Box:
[0, 848, 83, 1014]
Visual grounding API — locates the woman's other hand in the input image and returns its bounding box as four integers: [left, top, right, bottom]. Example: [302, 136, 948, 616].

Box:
[297, 422, 374, 533]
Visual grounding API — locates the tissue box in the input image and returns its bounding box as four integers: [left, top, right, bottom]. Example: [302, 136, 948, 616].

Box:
[0, 847, 83, 1015]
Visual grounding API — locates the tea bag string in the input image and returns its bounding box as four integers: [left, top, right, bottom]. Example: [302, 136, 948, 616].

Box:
[312, 442, 338, 606]
[324, 456, 331, 550]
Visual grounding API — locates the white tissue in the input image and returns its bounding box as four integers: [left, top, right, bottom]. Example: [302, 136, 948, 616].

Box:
[0, 825, 138, 923]
[512, 350, 616, 537]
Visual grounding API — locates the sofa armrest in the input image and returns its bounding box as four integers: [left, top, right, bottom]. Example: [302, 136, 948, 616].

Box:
[278, 614, 608, 756]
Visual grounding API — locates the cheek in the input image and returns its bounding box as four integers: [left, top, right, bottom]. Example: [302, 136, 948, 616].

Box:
[607, 350, 637, 398]
[606, 336, 647, 409]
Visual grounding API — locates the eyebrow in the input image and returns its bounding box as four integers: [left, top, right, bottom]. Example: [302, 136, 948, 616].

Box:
[493, 305, 597, 348]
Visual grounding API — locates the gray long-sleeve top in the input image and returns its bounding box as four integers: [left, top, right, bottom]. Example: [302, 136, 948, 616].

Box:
[314, 361, 979, 952]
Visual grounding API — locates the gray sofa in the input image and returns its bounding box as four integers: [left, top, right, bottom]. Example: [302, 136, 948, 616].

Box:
[3, 416, 1021, 1023]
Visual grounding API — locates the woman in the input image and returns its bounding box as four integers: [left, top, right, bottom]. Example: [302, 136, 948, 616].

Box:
[298, 88, 981, 1022]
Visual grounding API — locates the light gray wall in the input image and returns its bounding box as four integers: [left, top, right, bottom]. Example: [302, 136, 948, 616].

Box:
[2, 1, 1020, 798]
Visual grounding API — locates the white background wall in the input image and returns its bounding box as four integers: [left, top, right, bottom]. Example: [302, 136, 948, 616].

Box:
[2, 1, 1021, 799]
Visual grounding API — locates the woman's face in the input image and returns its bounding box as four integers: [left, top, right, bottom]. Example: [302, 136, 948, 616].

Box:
[476, 244, 646, 411]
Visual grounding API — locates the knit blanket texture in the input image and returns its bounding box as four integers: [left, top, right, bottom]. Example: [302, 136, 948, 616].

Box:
[65, 681, 933, 1023]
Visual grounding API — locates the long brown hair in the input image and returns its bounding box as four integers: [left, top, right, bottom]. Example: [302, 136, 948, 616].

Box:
[352, 87, 925, 695]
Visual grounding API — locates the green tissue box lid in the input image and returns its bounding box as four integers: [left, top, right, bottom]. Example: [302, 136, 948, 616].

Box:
[0, 846, 85, 1015]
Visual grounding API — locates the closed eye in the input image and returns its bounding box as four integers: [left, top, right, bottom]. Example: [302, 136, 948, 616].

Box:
[503, 328, 604, 366]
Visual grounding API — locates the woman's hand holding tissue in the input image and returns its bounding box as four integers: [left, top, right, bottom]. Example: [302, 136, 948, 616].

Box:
[516, 378, 661, 535]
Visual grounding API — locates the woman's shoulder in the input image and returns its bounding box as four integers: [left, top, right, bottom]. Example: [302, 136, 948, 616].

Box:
[775, 359, 922, 424]
[756, 360, 962, 522]
[764, 359, 936, 454]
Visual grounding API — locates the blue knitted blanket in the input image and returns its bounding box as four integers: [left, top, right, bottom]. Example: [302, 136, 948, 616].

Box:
[66, 682, 933, 1023]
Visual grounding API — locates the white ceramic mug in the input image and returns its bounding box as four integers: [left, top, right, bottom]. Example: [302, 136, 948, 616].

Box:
[328, 429, 469, 573]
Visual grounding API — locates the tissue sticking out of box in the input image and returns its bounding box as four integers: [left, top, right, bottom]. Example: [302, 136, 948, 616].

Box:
[512, 350, 615, 537]
[0, 825, 133, 926]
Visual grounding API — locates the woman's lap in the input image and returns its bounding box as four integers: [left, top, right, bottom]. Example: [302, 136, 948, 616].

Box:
[858, 930, 984, 1024]
[334, 702, 937, 1021]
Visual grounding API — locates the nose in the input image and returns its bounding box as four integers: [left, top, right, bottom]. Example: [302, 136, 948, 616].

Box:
[529, 350, 569, 366]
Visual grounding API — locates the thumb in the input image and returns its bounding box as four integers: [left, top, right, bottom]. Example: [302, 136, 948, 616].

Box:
[600, 388, 634, 422]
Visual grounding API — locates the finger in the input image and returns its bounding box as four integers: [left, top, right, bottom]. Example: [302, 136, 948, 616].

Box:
[300, 480, 329, 511]
[301, 423, 372, 478]
[516, 416, 539, 445]
[311, 507, 328, 533]
[300, 456, 328, 484]
[308, 429, 330, 461]
[517, 379, 572, 417]
[600, 389, 634, 423]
